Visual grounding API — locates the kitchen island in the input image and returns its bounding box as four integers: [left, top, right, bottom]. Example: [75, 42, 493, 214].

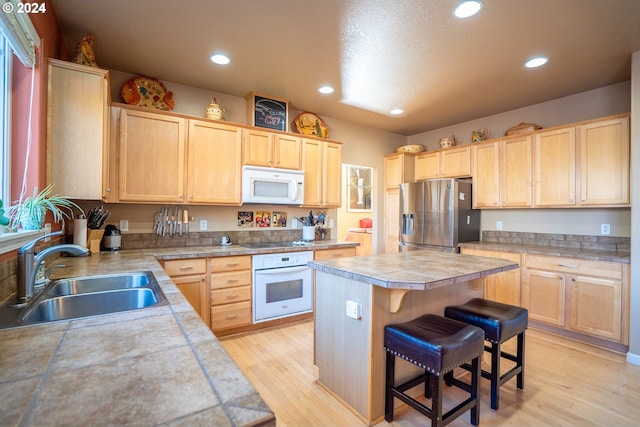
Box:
[308, 250, 519, 425]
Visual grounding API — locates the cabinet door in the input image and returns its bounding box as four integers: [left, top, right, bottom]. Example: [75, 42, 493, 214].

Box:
[187, 120, 242, 204]
[302, 139, 323, 206]
[173, 274, 209, 323]
[472, 142, 500, 208]
[242, 128, 273, 167]
[119, 109, 185, 202]
[323, 141, 342, 207]
[384, 153, 415, 189]
[568, 275, 622, 342]
[534, 127, 576, 207]
[274, 134, 302, 169]
[579, 117, 630, 206]
[415, 152, 440, 181]
[501, 136, 532, 207]
[47, 59, 110, 200]
[523, 269, 565, 326]
[461, 249, 521, 306]
[385, 189, 400, 253]
[440, 146, 471, 178]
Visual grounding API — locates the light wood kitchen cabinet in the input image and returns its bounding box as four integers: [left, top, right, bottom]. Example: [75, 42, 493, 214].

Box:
[440, 146, 472, 178]
[187, 120, 242, 204]
[533, 126, 576, 207]
[384, 153, 415, 189]
[164, 258, 209, 325]
[578, 116, 630, 206]
[210, 255, 252, 331]
[243, 128, 301, 169]
[118, 108, 186, 202]
[384, 189, 400, 253]
[415, 151, 439, 180]
[47, 59, 111, 200]
[302, 138, 342, 207]
[473, 136, 532, 208]
[522, 254, 628, 345]
[460, 248, 522, 306]
[314, 247, 357, 260]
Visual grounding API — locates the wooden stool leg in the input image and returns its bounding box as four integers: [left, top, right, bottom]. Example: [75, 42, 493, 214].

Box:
[470, 355, 481, 426]
[517, 332, 525, 390]
[425, 371, 432, 398]
[385, 352, 395, 422]
[490, 341, 501, 410]
[431, 374, 443, 427]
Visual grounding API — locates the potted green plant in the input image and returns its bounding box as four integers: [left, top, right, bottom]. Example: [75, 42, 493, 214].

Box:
[8, 184, 83, 230]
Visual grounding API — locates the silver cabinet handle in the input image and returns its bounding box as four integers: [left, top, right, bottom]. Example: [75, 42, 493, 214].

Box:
[558, 264, 578, 269]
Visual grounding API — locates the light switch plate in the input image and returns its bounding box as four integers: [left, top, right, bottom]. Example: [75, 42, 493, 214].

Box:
[119, 220, 129, 232]
[601, 223, 610, 235]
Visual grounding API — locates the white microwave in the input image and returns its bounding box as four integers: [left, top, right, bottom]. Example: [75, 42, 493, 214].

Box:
[242, 165, 305, 205]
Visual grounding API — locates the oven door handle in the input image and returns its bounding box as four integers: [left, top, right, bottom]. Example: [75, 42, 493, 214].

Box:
[255, 266, 310, 275]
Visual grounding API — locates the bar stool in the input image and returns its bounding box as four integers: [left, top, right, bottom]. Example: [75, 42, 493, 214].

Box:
[444, 298, 528, 410]
[384, 314, 485, 427]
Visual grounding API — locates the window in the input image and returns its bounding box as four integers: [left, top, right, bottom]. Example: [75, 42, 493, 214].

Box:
[346, 164, 373, 212]
[0, 33, 10, 206]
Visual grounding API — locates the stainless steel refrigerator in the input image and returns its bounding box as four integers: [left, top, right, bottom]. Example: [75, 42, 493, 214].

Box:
[399, 178, 479, 252]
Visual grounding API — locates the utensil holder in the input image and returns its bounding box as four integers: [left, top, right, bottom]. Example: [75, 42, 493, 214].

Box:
[302, 226, 315, 241]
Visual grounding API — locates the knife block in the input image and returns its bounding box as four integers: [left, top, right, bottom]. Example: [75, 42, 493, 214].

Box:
[87, 229, 104, 253]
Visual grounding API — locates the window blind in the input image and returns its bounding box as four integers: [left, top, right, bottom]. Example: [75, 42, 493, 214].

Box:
[0, 1, 40, 67]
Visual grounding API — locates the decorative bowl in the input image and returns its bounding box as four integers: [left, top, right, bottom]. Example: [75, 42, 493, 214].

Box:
[439, 136, 456, 148]
[505, 122, 542, 136]
[395, 144, 425, 154]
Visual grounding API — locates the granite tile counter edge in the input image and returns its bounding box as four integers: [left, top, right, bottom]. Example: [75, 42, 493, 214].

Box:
[459, 242, 630, 264]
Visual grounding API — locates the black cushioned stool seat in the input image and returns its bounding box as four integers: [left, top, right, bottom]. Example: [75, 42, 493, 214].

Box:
[445, 298, 528, 410]
[384, 314, 485, 427]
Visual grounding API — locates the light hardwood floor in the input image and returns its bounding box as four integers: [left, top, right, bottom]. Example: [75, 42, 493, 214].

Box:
[220, 320, 640, 427]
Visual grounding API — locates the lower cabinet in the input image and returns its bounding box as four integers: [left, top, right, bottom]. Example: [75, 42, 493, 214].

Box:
[163, 258, 210, 325]
[210, 255, 252, 332]
[522, 254, 628, 344]
[460, 248, 521, 307]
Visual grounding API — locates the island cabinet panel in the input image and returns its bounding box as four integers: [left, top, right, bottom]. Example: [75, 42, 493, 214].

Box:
[163, 258, 209, 326]
[522, 254, 628, 346]
[301, 139, 342, 207]
[47, 59, 110, 200]
[210, 255, 252, 331]
[460, 248, 522, 306]
[578, 116, 630, 206]
[187, 120, 242, 204]
[533, 127, 576, 207]
[119, 109, 186, 202]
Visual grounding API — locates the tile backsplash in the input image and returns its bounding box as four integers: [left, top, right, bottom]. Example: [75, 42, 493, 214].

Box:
[481, 231, 630, 252]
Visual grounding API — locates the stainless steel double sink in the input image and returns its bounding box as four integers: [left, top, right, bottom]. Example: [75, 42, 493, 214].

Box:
[0, 272, 168, 329]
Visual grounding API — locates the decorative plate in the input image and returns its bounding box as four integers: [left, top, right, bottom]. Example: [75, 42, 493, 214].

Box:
[293, 112, 329, 138]
[121, 76, 175, 111]
[395, 144, 425, 153]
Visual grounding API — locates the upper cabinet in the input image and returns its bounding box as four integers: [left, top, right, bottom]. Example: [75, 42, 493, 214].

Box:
[118, 108, 186, 203]
[414, 146, 472, 181]
[533, 115, 629, 208]
[302, 138, 342, 207]
[47, 59, 110, 200]
[473, 135, 532, 208]
[242, 129, 301, 170]
[578, 117, 629, 206]
[384, 153, 415, 190]
[187, 120, 242, 204]
[415, 152, 439, 181]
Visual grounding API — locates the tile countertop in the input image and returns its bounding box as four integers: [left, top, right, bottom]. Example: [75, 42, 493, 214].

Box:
[458, 241, 631, 264]
[308, 250, 519, 291]
[0, 241, 355, 426]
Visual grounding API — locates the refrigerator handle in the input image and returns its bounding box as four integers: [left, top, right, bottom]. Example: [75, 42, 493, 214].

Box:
[402, 214, 414, 234]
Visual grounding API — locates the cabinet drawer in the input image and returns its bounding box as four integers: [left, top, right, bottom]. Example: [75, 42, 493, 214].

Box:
[211, 255, 251, 272]
[211, 301, 252, 330]
[211, 270, 252, 289]
[461, 248, 521, 264]
[163, 258, 207, 276]
[211, 285, 251, 306]
[314, 247, 356, 260]
[525, 254, 622, 279]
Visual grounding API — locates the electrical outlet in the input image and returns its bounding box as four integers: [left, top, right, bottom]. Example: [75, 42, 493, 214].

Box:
[200, 219, 207, 231]
[329, 219, 335, 228]
[346, 300, 362, 320]
[292, 218, 298, 228]
[601, 223, 611, 235]
[496, 221, 503, 230]
[119, 219, 129, 232]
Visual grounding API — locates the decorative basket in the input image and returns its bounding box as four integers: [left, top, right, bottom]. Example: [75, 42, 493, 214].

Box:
[395, 144, 425, 154]
[505, 122, 542, 136]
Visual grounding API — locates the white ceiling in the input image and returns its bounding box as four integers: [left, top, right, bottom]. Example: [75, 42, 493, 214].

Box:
[50, 0, 640, 136]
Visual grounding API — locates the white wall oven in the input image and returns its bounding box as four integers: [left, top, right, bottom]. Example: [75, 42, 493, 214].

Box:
[252, 251, 313, 323]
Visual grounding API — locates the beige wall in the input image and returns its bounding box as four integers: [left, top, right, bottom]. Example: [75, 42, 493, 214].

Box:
[628, 51, 639, 363]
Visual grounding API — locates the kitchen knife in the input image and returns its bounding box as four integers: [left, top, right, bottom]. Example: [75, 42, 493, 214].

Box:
[183, 209, 189, 235]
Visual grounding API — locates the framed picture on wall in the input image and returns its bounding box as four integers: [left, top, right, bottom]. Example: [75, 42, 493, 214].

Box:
[347, 164, 373, 212]
[246, 92, 289, 132]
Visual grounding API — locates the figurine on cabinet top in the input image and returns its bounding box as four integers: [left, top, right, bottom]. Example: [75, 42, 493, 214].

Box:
[73, 34, 98, 67]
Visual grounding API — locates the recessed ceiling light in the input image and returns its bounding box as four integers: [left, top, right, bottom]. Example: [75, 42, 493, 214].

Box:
[525, 56, 548, 68]
[318, 85, 334, 94]
[210, 54, 230, 65]
[390, 108, 404, 115]
[454, 1, 483, 18]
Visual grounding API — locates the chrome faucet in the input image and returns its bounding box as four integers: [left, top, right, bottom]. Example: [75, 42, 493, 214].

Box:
[16, 230, 90, 304]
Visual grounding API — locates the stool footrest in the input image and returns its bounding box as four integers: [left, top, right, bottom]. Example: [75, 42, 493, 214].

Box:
[460, 362, 523, 386]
